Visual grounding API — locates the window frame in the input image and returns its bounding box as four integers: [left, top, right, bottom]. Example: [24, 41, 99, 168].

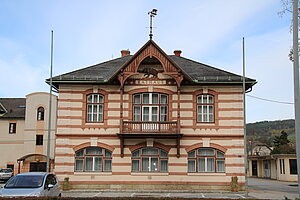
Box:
[196, 94, 215, 123]
[188, 148, 225, 173]
[36, 135, 43, 146]
[289, 159, 297, 175]
[37, 107, 45, 121]
[74, 147, 112, 172]
[131, 147, 168, 172]
[133, 93, 168, 122]
[9, 123, 16, 134]
[86, 94, 104, 123]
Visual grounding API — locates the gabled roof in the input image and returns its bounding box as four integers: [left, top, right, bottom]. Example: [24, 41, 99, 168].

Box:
[0, 98, 26, 118]
[48, 40, 256, 89]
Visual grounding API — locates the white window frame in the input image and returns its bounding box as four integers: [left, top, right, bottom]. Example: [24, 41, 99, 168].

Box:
[197, 94, 214, 123]
[86, 94, 104, 122]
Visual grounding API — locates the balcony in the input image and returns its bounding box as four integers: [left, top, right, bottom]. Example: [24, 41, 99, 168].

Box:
[118, 121, 182, 157]
[121, 121, 179, 135]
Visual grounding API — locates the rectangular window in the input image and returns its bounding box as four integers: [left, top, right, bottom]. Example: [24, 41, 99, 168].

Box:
[282, 159, 285, 174]
[217, 160, 225, 172]
[9, 123, 16, 134]
[160, 160, 168, 172]
[188, 160, 196, 172]
[36, 135, 43, 146]
[75, 159, 83, 171]
[132, 160, 140, 171]
[104, 159, 112, 171]
[280, 159, 282, 174]
[197, 95, 214, 123]
[289, 159, 297, 175]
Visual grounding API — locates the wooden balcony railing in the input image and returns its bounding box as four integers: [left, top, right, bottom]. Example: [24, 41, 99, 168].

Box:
[121, 121, 179, 134]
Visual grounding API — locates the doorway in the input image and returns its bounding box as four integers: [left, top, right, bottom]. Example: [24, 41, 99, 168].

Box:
[252, 160, 258, 176]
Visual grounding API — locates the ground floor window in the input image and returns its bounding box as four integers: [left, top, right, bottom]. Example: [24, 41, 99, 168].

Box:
[75, 147, 112, 172]
[131, 147, 168, 172]
[289, 159, 297, 175]
[188, 148, 225, 173]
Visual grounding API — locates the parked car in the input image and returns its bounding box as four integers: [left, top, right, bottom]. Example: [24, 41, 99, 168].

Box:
[0, 172, 61, 197]
[0, 168, 13, 181]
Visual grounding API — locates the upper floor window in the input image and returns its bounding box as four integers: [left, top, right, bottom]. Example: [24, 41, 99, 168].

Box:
[131, 147, 168, 172]
[188, 148, 225, 173]
[86, 94, 104, 122]
[133, 93, 168, 121]
[75, 147, 112, 172]
[9, 123, 16, 134]
[37, 107, 45, 121]
[36, 135, 43, 146]
[197, 94, 214, 123]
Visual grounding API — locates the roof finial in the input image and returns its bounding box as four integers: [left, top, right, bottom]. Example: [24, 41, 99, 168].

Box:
[148, 9, 158, 40]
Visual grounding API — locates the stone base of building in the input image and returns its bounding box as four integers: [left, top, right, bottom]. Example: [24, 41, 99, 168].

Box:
[69, 183, 245, 191]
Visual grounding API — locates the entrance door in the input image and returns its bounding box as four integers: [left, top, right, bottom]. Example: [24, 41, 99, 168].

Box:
[252, 160, 258, 176]
[264, 160, 271, 178]
[30, 162, 47, 172]
[142, 106, 158, 131]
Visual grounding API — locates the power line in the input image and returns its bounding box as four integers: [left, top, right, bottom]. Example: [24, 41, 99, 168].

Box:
[246, 94, 294, 105]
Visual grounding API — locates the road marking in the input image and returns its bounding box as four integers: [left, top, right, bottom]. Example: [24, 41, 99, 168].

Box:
[93, 192, 102, 197]
[167, 193, 171, 197]
[201, 193, 205, 197]
[236, 194, 245, 199]
[131, 193, 135, 197]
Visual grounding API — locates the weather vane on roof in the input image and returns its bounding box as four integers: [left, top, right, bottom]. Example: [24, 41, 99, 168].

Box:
[148, 9, 158, 40]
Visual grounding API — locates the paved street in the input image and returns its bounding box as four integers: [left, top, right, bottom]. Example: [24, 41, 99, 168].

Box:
[248, 177, 298, 199]
[1, 178, 298, 199]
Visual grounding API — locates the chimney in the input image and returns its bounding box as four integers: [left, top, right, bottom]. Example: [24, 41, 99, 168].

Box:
[174, 50, 182, 56]
[121, 50, 130, 57]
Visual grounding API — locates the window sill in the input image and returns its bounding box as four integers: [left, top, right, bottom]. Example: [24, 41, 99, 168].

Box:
[74, 172, 112, 176]
[131, 172, 169, 176]
[188, 172, 226, 176]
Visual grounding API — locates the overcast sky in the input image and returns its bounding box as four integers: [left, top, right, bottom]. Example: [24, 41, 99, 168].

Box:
[0, 0, 295, 123]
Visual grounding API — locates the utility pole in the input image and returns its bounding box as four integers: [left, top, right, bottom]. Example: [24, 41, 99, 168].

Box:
[46, 30, 54, 173]
[292, 0, 300, 197]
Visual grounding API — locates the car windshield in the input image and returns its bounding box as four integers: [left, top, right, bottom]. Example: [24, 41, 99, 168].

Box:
[0, 169, 12, 173]
[4, 175, 44, 188]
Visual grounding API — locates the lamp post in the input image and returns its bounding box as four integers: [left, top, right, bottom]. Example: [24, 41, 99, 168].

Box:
[148, 9, 158, 40]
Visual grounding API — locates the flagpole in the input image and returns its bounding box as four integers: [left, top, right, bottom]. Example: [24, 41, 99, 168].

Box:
[243, 37, 249, 197]
[46, 30, 54, 173]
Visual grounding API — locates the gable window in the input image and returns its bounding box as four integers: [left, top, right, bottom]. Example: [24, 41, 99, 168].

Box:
[36, 135, 43, 146]
[133, 93, 168, 121]
[131, 147, 168, 172]
[9, 123, 16, 134]
[188, 148, 225, 173]
[197, 94, 214, 123]
[86, 94, 104, 122]
[37, 107, 45, 121]
[75, 147, 112, 172]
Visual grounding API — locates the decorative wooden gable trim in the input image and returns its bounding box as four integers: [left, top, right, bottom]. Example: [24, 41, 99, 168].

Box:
[116, 40, 189, 88]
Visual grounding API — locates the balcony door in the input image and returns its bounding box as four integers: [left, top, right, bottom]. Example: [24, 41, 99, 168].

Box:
[142, 106, 159, 130]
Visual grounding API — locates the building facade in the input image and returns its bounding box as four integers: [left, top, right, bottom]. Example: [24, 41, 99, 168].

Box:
[248, 154, 297, 182]
[51, 40, 256, 190]
[0, 92, 57, 174]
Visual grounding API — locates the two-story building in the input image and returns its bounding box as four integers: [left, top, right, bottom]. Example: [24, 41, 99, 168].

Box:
[0, 92, 57, 174]
[50, 40, 256, 191]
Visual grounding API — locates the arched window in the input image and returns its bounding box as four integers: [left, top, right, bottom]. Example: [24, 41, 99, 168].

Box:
[188, 148, 225, 173]
[131, 147, 168, 172]
[133, 93, 168, 121]
[37, 107, 45, 121]
[86, 94, 104, 122]
[197, 94, 214, 122]
[75, 147, 112, 172]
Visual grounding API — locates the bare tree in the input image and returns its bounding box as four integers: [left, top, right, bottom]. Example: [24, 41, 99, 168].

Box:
[278, 0, 300, 62]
